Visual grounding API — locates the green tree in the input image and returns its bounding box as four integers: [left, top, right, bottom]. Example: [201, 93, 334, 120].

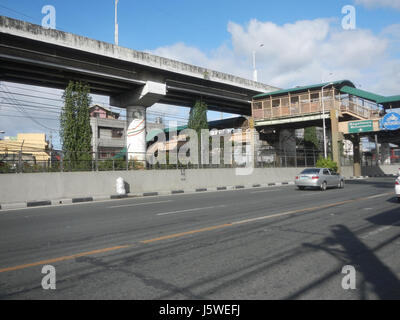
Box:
[187, 99, 209, 164]
[304, 127, 320, 150]
[316, 156, 338, 172]
[188, 99, 209, 136]
[60, 81, 92, 170]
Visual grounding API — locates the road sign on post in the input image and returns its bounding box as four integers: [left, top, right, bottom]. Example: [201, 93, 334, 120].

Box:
[380, 112, 400, 131]
[348, 120, 374, 133]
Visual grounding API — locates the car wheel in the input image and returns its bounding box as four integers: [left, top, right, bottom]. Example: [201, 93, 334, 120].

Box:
[338, 180, 344, 189]
[321, 181, 327, 191]
[398, 197, 400, 203]
[298, 186, 305, 190]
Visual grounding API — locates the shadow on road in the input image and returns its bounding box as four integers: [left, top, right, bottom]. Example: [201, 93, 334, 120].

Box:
[287, 224, 400, 299]
[345, 178, 395, 190]
[367, 206, 400, 226]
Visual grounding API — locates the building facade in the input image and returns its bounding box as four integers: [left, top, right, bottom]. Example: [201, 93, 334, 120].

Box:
[0, 133, 50, 163]
[90, 104, 164, 159]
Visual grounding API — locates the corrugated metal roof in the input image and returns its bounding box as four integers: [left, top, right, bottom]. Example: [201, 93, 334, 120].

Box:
[253, 80, 355, 100]
[378, 95, 400, 104]
[340, 86, 385, 103]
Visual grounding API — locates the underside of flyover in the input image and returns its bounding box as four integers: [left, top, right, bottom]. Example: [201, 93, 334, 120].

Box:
[0, 25, 265, 116]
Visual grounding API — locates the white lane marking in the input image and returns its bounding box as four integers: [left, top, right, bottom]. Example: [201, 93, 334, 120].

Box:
[232, 192, 393, 225]
[251, 189, 281, 194]
[366, 194, 390, 199]
[156, 205, 226, 216]
[361, 225, 394, 239]
[301, 192, 323, 196]
[108, 200, 172, 209]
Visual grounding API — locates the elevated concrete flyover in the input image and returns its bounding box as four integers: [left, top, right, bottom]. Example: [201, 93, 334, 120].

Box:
[0, 16, 278, 160]
[0, 16, 277, 115]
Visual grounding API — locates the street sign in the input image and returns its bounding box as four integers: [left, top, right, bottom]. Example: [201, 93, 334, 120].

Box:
[348, 120, 374, 133]
[381, 112, 400, 131]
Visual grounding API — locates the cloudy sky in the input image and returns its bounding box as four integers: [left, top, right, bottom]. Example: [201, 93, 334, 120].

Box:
[0, 0, 399, 149]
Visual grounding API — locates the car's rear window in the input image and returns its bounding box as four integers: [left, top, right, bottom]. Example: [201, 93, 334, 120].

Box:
[300, 169, 320, 174]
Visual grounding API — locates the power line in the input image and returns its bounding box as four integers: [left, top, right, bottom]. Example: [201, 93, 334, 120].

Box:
[0, 112, 60, 121]
[0, 4, 36, 20]
[0, 90, 64, 103]
[1, 82, 190, 125]
[0, 99, 63, 111]
[0, 90, 189, 121]
[2, 83, 111, 106]
[0, 104, 61, 115]
[1, 85, 58, 131]
[1, 85, 191, 120]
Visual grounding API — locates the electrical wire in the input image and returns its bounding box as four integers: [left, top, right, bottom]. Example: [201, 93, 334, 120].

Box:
[1, 85, 58, 131]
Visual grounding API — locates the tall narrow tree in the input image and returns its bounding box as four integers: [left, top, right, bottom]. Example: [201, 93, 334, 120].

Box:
[187, 99, 209, 164]
[188, 99, 208, 136]
[60, 81, 92, 169]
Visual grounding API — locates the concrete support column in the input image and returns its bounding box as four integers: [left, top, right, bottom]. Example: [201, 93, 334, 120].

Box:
[349, 135, 361, 177]
[330, 109, 342, 173]
[279, 128, 296, 167]
[111, 81, 167, 165]
[381, 143, 391, 164]
[126, 106, 147, 162]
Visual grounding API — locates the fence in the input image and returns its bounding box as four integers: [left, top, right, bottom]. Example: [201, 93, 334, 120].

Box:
[0, 148, 328, 174]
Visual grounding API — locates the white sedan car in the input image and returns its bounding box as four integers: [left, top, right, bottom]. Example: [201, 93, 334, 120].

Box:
[396, 177, 400, 202]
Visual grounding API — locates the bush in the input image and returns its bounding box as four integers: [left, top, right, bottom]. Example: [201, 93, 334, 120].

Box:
[316, 156, 338, 172]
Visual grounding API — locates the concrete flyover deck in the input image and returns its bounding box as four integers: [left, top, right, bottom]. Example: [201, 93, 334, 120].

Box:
[0, 16, 278, 115]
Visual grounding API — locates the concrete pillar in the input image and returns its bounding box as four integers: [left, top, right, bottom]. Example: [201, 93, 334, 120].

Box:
[110, 81, 167, 165]
[330, 109, 342, 173]
[126, 106, 147, 162]
[279, 128, 296, 167]
[349, 135, 361, 177]
[381, 143, 391, 164]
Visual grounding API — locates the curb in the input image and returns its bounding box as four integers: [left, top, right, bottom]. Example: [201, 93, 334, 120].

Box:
[0, 180, 297, 211]
[346, 174, 398, 179]
[10, 177, 399, 211]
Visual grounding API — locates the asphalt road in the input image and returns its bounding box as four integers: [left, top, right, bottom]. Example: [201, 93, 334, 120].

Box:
[0, 177, 399, 300]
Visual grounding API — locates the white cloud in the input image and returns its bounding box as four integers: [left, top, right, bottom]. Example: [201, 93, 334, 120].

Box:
[355, 0, 400, 10]
[148, 18, 397, 96]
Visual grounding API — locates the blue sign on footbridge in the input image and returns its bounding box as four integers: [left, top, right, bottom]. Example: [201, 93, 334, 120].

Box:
[380, 112, 400, 131]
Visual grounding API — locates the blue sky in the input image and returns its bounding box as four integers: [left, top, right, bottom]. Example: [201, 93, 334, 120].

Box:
[1, 0, 399, 51]
[0, 0, 399, 148]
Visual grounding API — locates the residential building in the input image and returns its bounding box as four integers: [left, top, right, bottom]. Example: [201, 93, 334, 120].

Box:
[90, 104, 165, 159]
[0, 133, 50, 163]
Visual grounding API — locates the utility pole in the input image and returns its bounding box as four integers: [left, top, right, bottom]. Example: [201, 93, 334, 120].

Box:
[252, 44, 264, 82]
[375, 134, 380, 164]
[252, 50, 257, 82]
[115, 0, 119, 45]
[49, 133, 53, 168]
[321, 82, 333, 159]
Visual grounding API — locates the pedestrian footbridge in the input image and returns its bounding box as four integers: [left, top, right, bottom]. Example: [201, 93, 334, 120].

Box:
[251, 80, 400, 176]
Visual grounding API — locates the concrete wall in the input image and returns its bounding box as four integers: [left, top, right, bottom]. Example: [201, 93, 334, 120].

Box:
[361, 165, 400, 176]
[340, 166, 354, 178]
[341, 165, 399, 177]
[2, 166, 395, 204]
[0, 168, 301, 204]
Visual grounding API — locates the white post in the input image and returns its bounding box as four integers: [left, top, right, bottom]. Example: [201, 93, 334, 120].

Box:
[252, 51, 257, 82]
[252, 44, 264, 82]
[322, 87, 327, 159]
[321, 83, 333, 159]
[115, 0, 119, 45]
